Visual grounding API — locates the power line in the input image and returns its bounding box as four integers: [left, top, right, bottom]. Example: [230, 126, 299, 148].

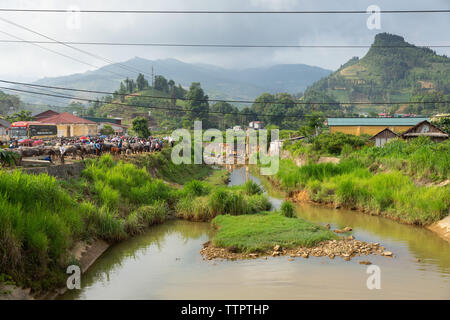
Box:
[0, 29, 126, 80]
[1, 80, 449, 109]
[1, 39, 449, 48]
[0, 85, 311, 118]
[0, 8, 449, 14]
[0, 17, 153, 80]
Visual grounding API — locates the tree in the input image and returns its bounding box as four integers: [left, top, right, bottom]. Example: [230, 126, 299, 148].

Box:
[131, 117, 150, 138]
[185, 82, 209, 123]
[136, 73, 149, 91]
[100, 124, 115, 136]
[7, 110, 33, 122]
[154, 75, 169, 93]
[299, 112, 325, 138]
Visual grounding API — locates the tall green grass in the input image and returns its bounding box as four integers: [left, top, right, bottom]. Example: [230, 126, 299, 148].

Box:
[270, 157, 449, 225]
[0, 154, 176, 291]
[175, 183, 271, 221]
[349, 137, 450, 181]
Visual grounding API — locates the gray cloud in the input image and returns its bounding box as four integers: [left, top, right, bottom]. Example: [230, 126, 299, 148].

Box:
[0, 0, 449, 81]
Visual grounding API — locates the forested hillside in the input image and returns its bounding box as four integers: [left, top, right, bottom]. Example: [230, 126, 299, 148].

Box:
[306, 33, 450, 115]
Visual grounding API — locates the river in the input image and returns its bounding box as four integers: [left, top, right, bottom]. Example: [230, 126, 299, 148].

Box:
[61, 167, 450, 299]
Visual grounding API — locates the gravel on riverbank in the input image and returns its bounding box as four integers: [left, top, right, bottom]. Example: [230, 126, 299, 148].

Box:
[200, 238, 393, 261]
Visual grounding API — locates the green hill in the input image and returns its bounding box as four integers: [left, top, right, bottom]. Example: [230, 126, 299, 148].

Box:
[306, 33, 450, 114]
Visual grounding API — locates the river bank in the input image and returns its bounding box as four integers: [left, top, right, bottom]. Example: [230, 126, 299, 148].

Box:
[58, 169, 450, 299]
[0, 150, 220, 299]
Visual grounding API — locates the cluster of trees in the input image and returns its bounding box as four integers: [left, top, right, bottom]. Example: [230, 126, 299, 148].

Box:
[0, 90, 21, 116]
[88, 73, 353, 132]
[405, 91, 450, 115]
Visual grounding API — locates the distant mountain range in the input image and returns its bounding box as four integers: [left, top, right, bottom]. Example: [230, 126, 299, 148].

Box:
[20, 58, 331, 106]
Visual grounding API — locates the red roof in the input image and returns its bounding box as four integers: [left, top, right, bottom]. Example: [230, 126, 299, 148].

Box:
[38, 112, 97, 125]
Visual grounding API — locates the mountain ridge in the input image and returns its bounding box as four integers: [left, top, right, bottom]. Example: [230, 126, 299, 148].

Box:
[23, 57, 331, 106]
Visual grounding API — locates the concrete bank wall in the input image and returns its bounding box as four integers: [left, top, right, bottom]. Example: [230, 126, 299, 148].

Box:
[21, 162, 86, 180]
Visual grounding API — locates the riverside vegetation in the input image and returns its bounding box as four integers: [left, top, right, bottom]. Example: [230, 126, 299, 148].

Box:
[0, 148, 225, 292]
[273, 134, 450, 225]
[1, 148, 331, 293]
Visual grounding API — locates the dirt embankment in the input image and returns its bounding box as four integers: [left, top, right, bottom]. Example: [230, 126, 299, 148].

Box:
[427, 216, 450, 243]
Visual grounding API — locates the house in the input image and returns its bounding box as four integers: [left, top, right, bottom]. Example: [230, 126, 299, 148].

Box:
[33, 110, 59, 122]
[327, 117, 429, 136]
[0, 118, 11, 142]
[369, 128, 399, 147]
[38, 112, 98, 137]
[401, 120, 448, 142]
[233, 125, 242, 132]
[249, 121, 264, 129]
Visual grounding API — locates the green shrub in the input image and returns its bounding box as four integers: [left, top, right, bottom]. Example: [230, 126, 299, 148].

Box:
[243, 180, 263, 195]
[281, 201, 296, 218]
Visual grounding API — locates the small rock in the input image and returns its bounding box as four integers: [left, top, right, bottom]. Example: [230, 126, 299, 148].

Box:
[344, 257, 350, 261]
[202, 241, 211, 248]
[273, 245, 281, 252]
[263, 257, 267, 260]
[228, 246, 238, 253]
[382, 251, 393, 257]
[325, 223, 331, 229]
[288, 258, 294, 262]
[249, 253, 258, 258]
[272, 251, 280, 257]
[302, 253, 309, 259]
[359, 260, 372, 265]
[334, 229, 345, 233]
[343, 227, 353, 232]
[416, 258, 421, 262]
[347, 235, 355, 240]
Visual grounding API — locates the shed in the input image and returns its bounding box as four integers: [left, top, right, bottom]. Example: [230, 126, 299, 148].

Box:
[369, 128, 399, 147]
[38, 112, 98, 137]
[327, 117, 429, 136]
[401, 120, 448, 142]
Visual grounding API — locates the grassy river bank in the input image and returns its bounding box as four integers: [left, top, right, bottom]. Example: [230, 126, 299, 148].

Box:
[2, 135, 448, 297]
[269, 136, 450, 226]
[0, 149, 338, 297]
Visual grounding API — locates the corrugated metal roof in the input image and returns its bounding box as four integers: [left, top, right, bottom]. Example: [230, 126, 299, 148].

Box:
[327, 117, 429, 126]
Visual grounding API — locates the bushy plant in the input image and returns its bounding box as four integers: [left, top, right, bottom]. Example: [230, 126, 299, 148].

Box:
[281, 201, 295, 218]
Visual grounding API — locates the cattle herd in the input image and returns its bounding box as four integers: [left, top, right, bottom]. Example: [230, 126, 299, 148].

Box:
[7, 136, 173, 166]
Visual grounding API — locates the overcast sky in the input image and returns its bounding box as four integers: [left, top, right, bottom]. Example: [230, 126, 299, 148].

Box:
[0, 0, 449, 82]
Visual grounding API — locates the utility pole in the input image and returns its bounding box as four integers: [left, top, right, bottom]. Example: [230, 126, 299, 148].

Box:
[151, 66, 154, 88]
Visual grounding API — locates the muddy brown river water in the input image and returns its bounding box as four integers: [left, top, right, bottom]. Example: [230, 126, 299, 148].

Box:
[61, 167, 450, 299]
